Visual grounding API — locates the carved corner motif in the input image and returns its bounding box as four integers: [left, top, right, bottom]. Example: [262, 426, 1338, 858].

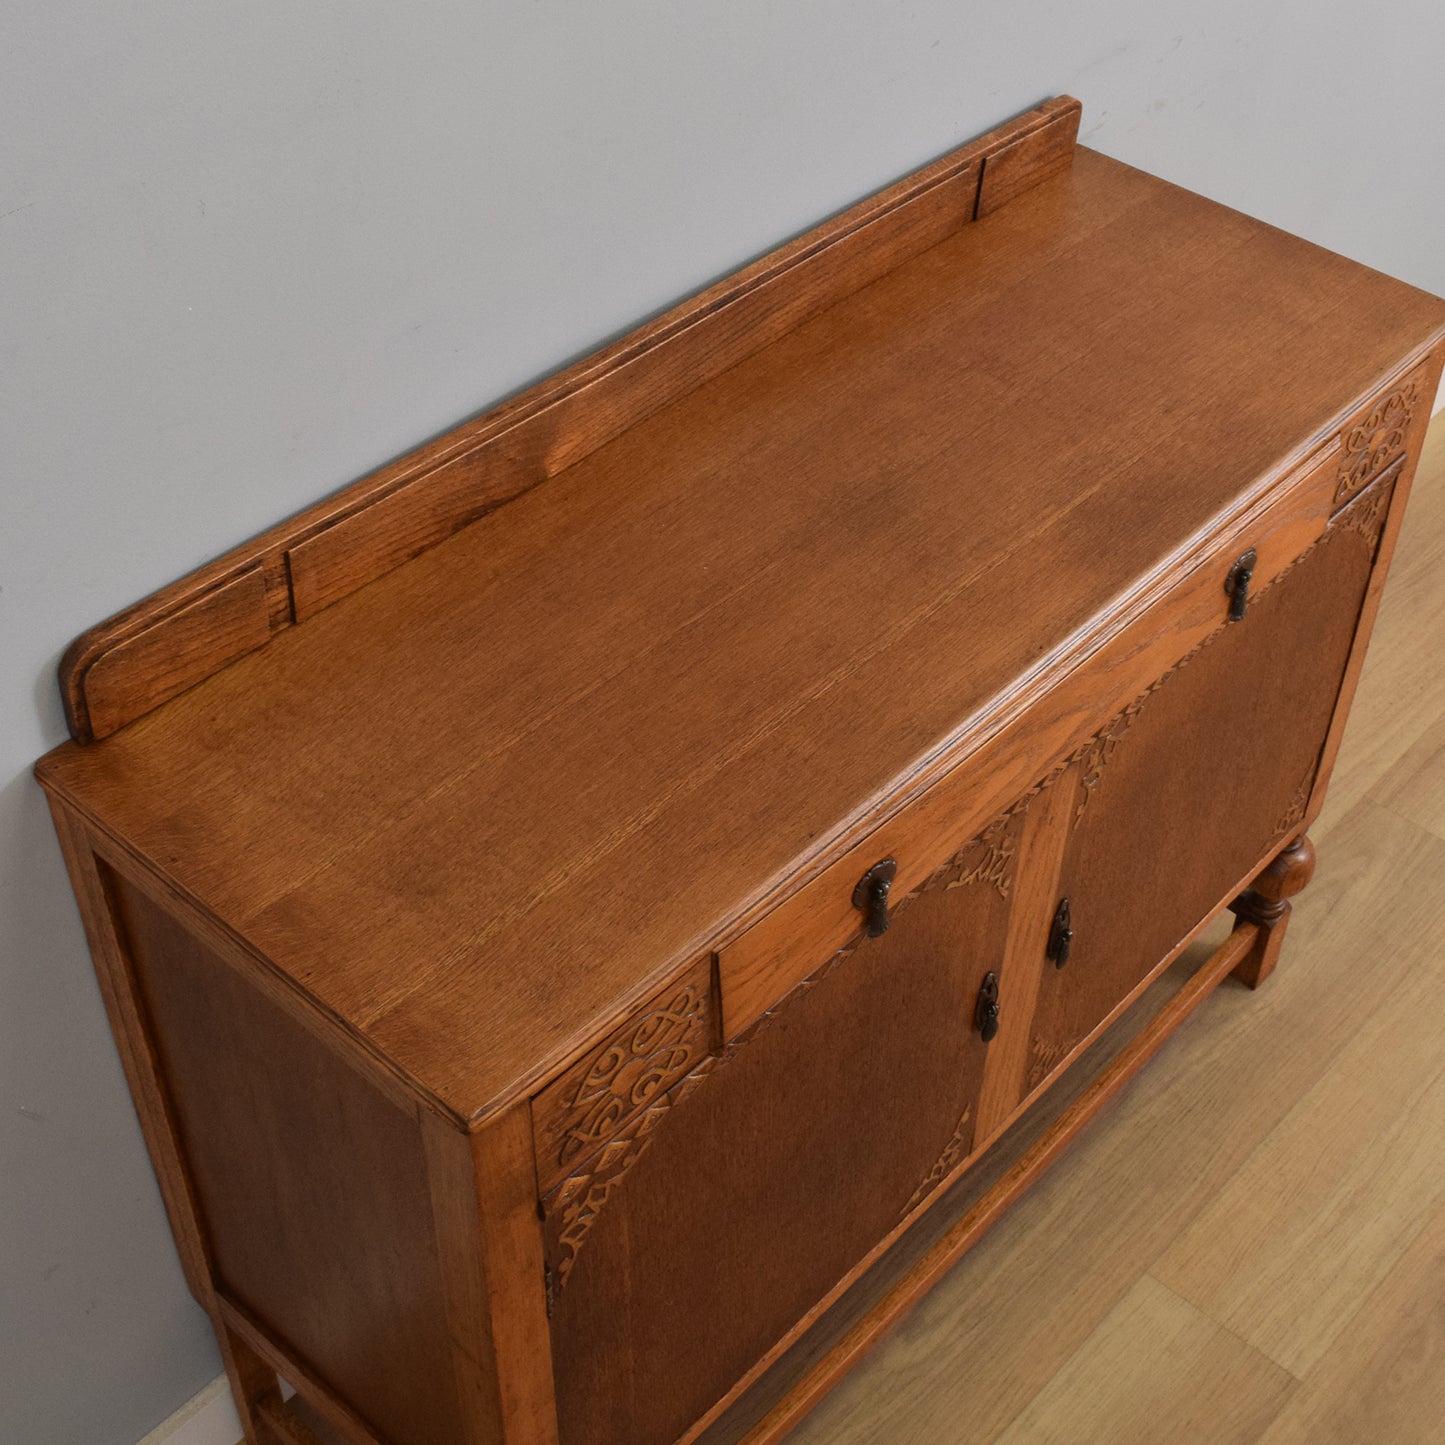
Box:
[1274, 771, 1313, 843]
[1072, 699, 1144, 826]
[547, 1060, 717, 1297]
[918, 757, 1078, 903]
[553, 983, 708, 1174]
[1065, 453, 1404, 836]
[1026, 1035, 1072, 1092]
[543, 810, 1017, 1294]
[1066, 521, 1337, 831]
[544, 961, 823, 1298]
[926, 815, 1017, 899]
[1336, 380, 1418, 507]
[1335, 477, 1393, 552]
[901, 1108, 972, 1216]
[1068, 640, 1209, 828]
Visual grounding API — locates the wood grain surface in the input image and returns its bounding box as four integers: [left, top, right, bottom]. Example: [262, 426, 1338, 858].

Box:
[56, 99, 1081, 744]
[36, 97, 1445, 1445]
[546, 828, 1016, 1445]
[765, 414, 1445, 1445]
[37, 144, 1445, 1127]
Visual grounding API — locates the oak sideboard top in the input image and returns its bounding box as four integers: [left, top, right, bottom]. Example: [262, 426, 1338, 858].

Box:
[38, 129, 1445, 1125]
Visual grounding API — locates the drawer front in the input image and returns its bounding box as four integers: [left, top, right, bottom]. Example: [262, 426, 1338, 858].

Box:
[531, 957, 714, 1194]
[543, 811, 1022, 1445]
[719, 436, 1344, 1040]
[1024, 470, 1396, 1095]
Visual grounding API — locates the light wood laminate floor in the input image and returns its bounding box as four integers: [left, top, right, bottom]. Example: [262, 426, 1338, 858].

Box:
[785, 412, 1445, 1443]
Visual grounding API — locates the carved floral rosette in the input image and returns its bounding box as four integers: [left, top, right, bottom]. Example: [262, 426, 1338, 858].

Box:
[540, 977, 711, 1181]
[1335, 378, 1419, 506]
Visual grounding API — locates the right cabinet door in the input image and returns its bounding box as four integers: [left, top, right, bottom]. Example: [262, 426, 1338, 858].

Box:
[1024, 480, 1390, 1095]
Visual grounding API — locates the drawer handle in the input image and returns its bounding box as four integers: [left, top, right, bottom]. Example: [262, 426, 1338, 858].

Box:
[852, 858, 897, 938]
[975, 973, 1000, 1042]
[1047, 897, 1073, 968]
[1224, 546, 1257, 622]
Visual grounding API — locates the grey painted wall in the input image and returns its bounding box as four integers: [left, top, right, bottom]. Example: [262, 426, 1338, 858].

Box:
[4, 3, 1442, 1441]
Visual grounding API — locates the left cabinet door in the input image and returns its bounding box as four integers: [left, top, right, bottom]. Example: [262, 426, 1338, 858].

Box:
[541, 811, 1024, 1445]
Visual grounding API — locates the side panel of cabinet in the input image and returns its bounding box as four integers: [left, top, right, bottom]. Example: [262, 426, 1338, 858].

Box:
[108, 873, 474, 1445]
[1023, 479, 1392, 1095]
[544, 815, 1025, 1445]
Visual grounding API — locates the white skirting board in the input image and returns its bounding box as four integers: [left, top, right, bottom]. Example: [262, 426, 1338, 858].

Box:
[137, 1376, 241, 1445]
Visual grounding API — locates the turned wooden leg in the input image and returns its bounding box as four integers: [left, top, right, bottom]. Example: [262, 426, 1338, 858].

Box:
[1228, 835, 1317, 989]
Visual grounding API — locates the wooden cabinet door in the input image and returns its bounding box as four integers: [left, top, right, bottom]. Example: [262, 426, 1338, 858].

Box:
[1023, 481, 1392, 1096]
[543, 811, 1024, 1445]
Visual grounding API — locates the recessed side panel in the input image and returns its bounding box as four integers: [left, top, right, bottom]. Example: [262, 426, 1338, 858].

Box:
[109, 874, 467, 1445]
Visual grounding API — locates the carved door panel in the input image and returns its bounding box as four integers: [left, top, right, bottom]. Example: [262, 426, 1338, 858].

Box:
[543, 810, 1024, 1445]
[1023, 479, 1392, 1097]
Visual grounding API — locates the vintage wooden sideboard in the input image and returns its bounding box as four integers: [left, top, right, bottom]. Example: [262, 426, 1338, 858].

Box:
[37, 97, 1445, 1445]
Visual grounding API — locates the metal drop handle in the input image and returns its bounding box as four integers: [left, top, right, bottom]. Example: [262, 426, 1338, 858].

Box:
[852, 858, 897, 938]
[975, 972, 1000, 1043]
[1225, 546, 1257, 622]
[1047, 897, 1073, 969]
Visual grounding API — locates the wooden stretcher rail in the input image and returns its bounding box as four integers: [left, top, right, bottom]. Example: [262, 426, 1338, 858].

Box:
[58, 97, 1082, 744]
[218, 1296, 387, 1445]
[256, 1398, 342, 1445]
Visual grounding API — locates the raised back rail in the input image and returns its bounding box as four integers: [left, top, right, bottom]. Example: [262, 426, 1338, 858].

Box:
[60, 97, 1082, 743]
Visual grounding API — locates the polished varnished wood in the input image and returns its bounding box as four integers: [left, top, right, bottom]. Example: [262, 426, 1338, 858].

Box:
[1026, 480, 1388, 1098]
[34, 98, 1445, 1445]
[531, 958, 715, 1195]
[973, 773, 1079, 1139]
[39, 155, 1445, 1130]
[751, 419, 1445, 1444]
[1229, 834, 1318, 990]
[716, 432, 1346, 1041]
[547, 813, 1018, 1445]
[724, 921, 1262, 1445]
[57, 99, 1080, 745]
[112, 876, 466, 1445]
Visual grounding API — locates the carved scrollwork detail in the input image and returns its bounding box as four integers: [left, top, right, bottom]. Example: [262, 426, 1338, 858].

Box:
[1066, 461, 1405, 831]
[1070, 628, 1216, 827]
[927, 816, 1017, 899]
[1073, 698, 1146, 825]
[1275, 771, 1313, 842]
[547, 1061, 717, 1296]
[918, 756, 1080, 902]
[544, 951, 828, 1298]
[543, 801, 1018, 1292]
[901, 1108, 972, 1216]
[1026, 1035, 1072, 1091]
[552, 983, 707, 1173]
[1336, 475, 1393, 551]
[1336, 380, 1419, 506]
[543, 428, 1412, 1293]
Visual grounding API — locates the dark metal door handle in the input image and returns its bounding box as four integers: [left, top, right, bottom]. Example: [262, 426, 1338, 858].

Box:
[1225, 547, 1257, 622]
[1047, 897, 1073, 968]
[852, 858, 897, 938]
[975, 972, 1000, 1042]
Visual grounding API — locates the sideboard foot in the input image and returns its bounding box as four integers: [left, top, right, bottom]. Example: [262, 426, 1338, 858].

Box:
[1228, 835, 1318, 990]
